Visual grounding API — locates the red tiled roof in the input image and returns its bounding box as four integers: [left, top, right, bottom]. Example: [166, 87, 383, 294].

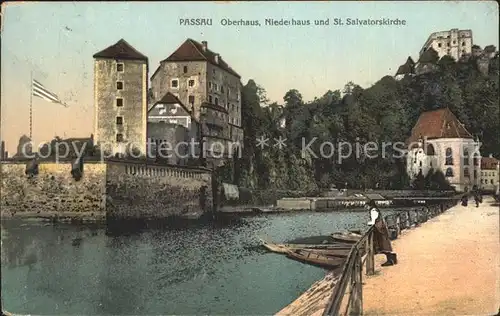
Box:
[407, 108, 473, 144]
[93, 39, 148, 61]
[481, 157, 499, 170]
[158, 39, 240, 78]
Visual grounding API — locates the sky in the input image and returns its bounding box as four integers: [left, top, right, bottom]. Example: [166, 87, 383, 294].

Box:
[1, 1, 498, 154]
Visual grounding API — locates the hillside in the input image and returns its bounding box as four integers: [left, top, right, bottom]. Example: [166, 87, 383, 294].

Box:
[224, 49, 499, 191]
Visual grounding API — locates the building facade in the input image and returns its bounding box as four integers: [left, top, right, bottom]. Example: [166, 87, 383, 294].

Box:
[419, 29, 473, 62]
[480, 155, 500, 194]
[147, 92, 200, 165]
[406, 108, 481, 192]
[93, 39, 149, 157]
[150, 39, 243, 166]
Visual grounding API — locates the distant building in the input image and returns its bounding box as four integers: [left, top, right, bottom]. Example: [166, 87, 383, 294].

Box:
[419, 28, 473, 62]
[406, 108, 481, 192]
[0, 141, 5, 159]
[147, 92, 200, 165]
[415, 47, 440, 75]
[480, 155, 499, 194]
[394, 56, 416, 80]
[150, 39, 243, 167]
[93, 39, 149, 157]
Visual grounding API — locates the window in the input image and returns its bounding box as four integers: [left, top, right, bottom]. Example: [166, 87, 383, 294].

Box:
[445, 167, 454, 177]
[462, 42, 465, 46]
[209, 82, 212, 89]
[215, 97, 219, 106]
[473, 170, 477, 179]
[463, 148, 469, 165]
[117, 81, 123, 90]
[214, 83, 218, 91]
[473, 153, 479, 166]
[183, 66, 188, 73]
[117, 63, 124, 72]
[447, 42, 450, 47]
[116, 116, 123, 125]
[116, 133, 124, 142]
[445, 148, 453, 165]
[419, 161, 422, 167]
[453, 40, 456, 44]
[188, 79, 195, 87]
[116, 98, 123, 107]
[464, 167, 470, 177]
[189, 95, 195, 105]
[171, 79, 179, 88]
[438, 43, 442, 48]
[221, 86, 224, 93]
[208, 95, 213, 103]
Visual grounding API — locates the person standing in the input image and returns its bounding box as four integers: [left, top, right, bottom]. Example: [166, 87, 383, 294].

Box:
[366, 200, 398, 266]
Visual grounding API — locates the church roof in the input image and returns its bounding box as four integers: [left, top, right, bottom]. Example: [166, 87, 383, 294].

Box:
[153, 39, 240, 78]
[407, 108, 473, 144]
[93, 39, 148, 61]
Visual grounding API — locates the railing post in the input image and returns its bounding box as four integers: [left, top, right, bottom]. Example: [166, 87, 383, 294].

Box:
[366, 229, 375, 276]
[349, 252, 363, 315]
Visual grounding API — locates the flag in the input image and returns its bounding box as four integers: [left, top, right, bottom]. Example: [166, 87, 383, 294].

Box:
[32, 79, 68, 107]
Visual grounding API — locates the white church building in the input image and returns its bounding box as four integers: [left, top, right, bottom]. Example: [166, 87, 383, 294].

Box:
[406, 108, 481, 192]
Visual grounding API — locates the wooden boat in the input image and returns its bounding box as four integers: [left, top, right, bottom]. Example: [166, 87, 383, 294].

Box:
[286, 249, 346, 268]
[331, 232, 362, 243]
[260, 239, 352, 254]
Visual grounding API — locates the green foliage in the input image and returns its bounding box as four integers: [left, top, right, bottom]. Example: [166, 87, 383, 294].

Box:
[233, 53, 499, 191]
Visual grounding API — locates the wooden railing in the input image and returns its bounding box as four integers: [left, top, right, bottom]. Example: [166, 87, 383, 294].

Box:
[323, 200, 459, 316]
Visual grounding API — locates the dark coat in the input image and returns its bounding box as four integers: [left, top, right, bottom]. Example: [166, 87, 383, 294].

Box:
[372, 208, 393, 253]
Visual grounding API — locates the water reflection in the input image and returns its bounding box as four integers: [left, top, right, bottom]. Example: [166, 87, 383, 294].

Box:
[2, 210, 383, 315]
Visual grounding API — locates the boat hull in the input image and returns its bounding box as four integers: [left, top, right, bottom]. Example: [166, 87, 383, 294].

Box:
[286, 249, 346, 269]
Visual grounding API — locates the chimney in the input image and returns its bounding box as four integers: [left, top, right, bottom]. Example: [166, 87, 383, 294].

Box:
[201, 41, 207, 52]
[214, 54, 219, 64]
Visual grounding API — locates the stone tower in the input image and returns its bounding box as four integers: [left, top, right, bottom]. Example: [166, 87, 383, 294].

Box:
[93, 39, 148, 157]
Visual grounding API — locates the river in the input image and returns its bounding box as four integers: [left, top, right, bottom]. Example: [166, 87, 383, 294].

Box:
[1, 210, 383, 315]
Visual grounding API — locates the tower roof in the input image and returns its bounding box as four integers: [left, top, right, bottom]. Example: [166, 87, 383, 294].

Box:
[407, 108, 473, 144]
[93, 39, 148, 61]
[156, 39, 240, 78]
[395, 56, 416, 76]
[418, 47, 439, 63]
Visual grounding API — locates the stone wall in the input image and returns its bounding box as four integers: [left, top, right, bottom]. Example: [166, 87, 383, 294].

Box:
[105, 160, 212, 220]
[0, 159, 213, 221]
[0, 161, 107, 218]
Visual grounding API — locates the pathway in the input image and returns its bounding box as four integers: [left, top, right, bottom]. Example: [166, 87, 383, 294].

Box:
[363, 197, 499, 315]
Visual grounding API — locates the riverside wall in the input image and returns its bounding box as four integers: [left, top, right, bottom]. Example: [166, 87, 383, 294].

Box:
[0, 158, 212, 221]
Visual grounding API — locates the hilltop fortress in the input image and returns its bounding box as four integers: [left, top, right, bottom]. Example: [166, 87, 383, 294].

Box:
[395, 28, 498, 79]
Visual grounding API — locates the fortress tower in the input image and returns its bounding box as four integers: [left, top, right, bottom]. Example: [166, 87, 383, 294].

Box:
[93, 39, 149, 156]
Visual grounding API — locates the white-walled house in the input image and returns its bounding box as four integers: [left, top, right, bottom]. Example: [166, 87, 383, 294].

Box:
[406, 108, 481, 192]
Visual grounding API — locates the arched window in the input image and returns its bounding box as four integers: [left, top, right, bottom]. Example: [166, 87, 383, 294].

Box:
[464, 167, 470, 177]
[445, 148, 453, 165]
[425, 143, 436, 155]
[445, 167, 454, 177]
[463, 148, 469, 165]
[473, 152, 479, 166]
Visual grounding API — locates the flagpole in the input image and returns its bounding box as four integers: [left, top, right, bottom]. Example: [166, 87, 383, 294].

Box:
[30, 71, 33, 140]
